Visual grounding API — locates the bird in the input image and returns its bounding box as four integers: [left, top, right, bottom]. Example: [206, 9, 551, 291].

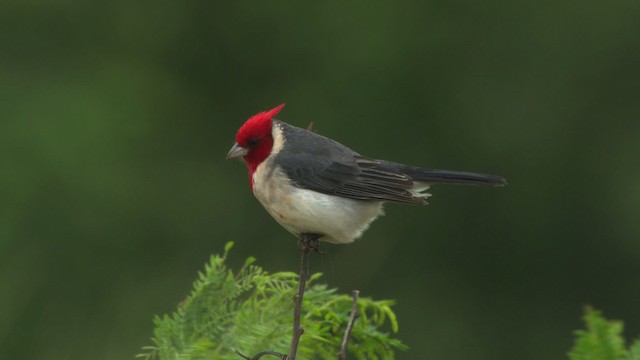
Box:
[227, 104, 506, 245]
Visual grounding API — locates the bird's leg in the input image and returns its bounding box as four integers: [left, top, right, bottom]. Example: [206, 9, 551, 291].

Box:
[287, 233, 321, 360]
[298, 233, 321, 253]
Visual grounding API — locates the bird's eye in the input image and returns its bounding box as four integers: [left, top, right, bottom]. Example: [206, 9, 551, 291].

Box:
[247, 138, 259, 147]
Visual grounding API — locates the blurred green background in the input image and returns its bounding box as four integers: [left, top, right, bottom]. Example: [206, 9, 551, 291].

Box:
[2, 1, 639, 359]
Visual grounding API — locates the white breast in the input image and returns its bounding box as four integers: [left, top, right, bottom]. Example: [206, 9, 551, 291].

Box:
[252, 161, 384, 244]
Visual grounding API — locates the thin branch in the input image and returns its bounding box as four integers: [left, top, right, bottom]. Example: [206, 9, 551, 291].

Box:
[233, 349, 287, 360]
[288, 245, 308, 360]
[338, 290, 360, 360]
[287, 233, 320, 360]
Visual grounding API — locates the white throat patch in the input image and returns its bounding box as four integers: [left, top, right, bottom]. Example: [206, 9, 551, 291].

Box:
[270, 121, 285, 156]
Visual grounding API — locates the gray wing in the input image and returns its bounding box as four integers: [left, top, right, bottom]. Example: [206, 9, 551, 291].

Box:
[274, 122, 428, 204]
[274, 121, 506, 205]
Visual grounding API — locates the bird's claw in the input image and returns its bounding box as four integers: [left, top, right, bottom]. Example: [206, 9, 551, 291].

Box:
[298, 233, 322, 253]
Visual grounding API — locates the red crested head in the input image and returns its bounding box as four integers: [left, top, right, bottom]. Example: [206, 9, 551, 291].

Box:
[228, 104, 285, 186]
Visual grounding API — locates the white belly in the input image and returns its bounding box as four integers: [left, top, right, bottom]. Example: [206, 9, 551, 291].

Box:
[252, 162, 384, 244]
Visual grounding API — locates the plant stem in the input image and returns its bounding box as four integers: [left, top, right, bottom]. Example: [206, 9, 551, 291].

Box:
[287, 234, 320, 360]
[338, 290, 360, 360]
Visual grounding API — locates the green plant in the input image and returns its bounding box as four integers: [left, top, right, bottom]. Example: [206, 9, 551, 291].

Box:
[569, 307, 640, 360]
[138, 242, 406, 360]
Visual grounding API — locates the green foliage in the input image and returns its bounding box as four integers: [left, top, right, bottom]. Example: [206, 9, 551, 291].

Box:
[569, 307, 640, 360]
[138, 242, 406, 360]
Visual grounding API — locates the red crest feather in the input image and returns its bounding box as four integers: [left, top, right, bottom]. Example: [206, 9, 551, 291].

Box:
[235, 103, 285, 146]
[234, 104, 286, 187]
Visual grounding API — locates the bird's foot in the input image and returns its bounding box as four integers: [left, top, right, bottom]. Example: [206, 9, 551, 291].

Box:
[298, 233, 322, 253]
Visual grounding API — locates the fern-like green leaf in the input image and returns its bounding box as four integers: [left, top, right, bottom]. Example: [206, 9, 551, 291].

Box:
[623, 339, 640, 360]
[569, 307, 630, 360]
[139, 242, 406, 360]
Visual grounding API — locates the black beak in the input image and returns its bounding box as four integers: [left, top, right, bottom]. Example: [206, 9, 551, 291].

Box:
[226, 143, 249, 160]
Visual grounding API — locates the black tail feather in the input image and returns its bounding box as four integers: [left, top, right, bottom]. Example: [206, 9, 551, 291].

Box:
[381, 161, 507, 187]
[413, 169, 506, 186]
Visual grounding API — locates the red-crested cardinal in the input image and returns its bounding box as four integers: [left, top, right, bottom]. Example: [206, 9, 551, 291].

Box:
[227, 104, 506, 244]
